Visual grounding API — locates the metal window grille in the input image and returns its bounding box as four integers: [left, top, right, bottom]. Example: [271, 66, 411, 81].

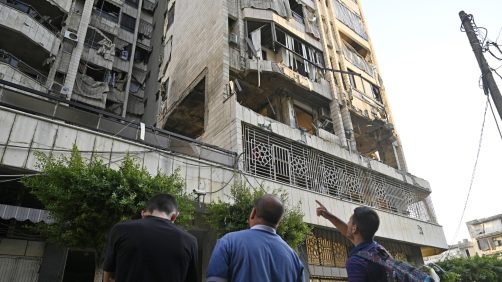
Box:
[242, 123, 436, 223]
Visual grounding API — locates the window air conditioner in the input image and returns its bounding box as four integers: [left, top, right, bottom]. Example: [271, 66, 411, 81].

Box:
[229, 33, 239, 45]
[64, 30, 78, 42]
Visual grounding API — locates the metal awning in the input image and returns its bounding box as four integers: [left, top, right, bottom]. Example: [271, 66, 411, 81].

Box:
[0, 204, 52, 223]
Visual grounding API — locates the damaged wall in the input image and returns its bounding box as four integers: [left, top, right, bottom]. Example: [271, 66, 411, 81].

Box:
[158, 0, 238, 151]
[241, 0, 292, 19]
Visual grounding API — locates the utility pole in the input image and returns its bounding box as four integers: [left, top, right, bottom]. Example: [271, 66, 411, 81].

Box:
[459, 11, 502, 120]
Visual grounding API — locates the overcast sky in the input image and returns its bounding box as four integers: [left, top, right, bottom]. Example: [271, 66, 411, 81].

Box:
[359, 0, 502, 244]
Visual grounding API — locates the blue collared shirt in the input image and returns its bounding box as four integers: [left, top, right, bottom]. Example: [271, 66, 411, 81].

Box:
[207, 226, 304, 282]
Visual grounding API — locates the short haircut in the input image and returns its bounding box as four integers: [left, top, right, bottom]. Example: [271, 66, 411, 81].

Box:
[352, 206, 380, 241]
[254, 194, 284, 226]
[146, 194, 178, 215]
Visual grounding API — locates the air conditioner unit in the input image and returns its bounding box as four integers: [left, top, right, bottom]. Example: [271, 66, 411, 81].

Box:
[64, 30, 78, 42]
[229, 33, 239, 45]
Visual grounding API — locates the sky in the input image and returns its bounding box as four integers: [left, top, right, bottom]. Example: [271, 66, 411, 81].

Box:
[359, 0, 502, 244]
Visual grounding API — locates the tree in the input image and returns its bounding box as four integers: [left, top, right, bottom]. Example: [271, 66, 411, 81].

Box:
[437, 255, 502, 282]
[21, 146, 194, 282]
[206, 180, 312, 251]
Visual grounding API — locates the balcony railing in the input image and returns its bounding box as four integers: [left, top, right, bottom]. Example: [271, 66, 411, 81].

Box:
[242, 123, 437, 223]
[333, 0, 368, 40]
[0, 49, 47, 85]
[342, 43, 375, 78]
[92, 7, 119, 23]
[0, 0, 59, 33]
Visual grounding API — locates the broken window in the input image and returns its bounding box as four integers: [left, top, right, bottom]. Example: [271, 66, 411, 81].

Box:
[246, 21, 325, 82]
[167, 4, 175, 30]
[134, 46, 151, 65]
[164, 77, 206, 139]
[120, 13, 136, 32]
[294, 105, 315, 135]
[94, 0, 120, 23]
[289, 0, 304, 24]
[84, 28, 113, 50]
[347, 69, 357, 89]
[372, 84, 382, 103]
[333, 0, 368, 40]
[139, 19, 153, 39]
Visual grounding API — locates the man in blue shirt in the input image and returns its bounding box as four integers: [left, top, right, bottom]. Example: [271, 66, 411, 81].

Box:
[316, 201, 387, 282]
[207, 195, 305, 282]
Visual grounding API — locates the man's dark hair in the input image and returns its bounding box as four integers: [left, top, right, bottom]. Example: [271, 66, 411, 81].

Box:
[352, 206, 380, 241]
[254, 194, 284, 227]
[146, 194, 178, 214]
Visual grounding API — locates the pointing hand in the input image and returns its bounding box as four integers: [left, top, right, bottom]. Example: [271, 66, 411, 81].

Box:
[315, 200, 328, 217]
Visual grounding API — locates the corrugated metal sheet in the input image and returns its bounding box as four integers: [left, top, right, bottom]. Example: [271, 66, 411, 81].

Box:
[0, 256, 41, 282]
[0, 204, 52, 223]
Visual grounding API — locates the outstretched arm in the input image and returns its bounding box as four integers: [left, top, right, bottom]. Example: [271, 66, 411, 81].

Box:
[315, 200, 349, 239]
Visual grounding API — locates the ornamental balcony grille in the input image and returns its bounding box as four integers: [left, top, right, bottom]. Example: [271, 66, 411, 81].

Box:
[242, 123, 437, 223]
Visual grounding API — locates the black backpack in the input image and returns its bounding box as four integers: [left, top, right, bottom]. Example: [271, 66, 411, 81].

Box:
[356, 245, 434, 282]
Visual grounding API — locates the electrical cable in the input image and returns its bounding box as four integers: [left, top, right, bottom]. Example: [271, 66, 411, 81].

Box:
[447, 97, 489, 258]
[487, 96, 502, 141]
[492, 68, 502, 80]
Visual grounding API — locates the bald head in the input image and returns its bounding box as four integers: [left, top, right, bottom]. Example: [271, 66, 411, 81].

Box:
[254, 195, 284, 228]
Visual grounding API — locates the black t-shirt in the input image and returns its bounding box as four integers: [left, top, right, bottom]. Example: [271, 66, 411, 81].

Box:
[103, 216, 199, 282]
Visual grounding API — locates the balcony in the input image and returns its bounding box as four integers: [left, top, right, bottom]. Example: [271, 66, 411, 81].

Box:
[0, 0, 61, 54]
[333, 0, 368, 41]
[142, 0, 157, 12]
[241, 122, 437, 223]
[243, 21, 330, 99]
[0, 49, 47, 92]
[90, 7, 120, 35]
[342, 42, 375, 78]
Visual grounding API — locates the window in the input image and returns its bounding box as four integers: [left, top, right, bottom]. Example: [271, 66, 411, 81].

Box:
[120, 13, 136, 32]
[347, 69, 357, 88]
[94, 0, 120, 22]
[124, 0, 139, 8]
[372, 84, 382, 103]
[289, 0, 304, 24]
[167, 4, 175, 30]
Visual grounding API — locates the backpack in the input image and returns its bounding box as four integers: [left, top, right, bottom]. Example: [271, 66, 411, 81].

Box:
[356, 245, 435, 282]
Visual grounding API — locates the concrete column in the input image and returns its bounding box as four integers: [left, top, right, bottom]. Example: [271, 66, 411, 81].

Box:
[314, 0, 347, 147]
[46, 46, 65, 91]
[63, 0, 94, 100]
[122, 0, 144, 117]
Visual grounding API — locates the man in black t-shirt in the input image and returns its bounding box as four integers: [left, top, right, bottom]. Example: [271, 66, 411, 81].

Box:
[103, 194, 199, 282]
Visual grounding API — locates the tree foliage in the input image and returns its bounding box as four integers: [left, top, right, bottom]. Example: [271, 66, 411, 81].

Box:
[206, 180, 312, 250]
[21, 146, 194, 261]
[437, 255, 502, 282]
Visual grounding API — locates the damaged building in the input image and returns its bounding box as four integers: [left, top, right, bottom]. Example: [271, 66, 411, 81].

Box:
[0, 0, 447, 281]
[153, 0, 448, 280]
[0, 0, 157, 119]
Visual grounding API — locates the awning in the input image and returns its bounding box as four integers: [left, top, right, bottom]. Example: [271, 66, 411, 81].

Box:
[0, 204, 52, 224]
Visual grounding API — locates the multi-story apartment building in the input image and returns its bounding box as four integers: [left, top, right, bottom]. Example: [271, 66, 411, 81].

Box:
[0, 0, 448, 280]
[0, 0, 157, 118]
[153, 0, 447, 278]
[467, 214, 502, 257]
[424, 239, 478, 263]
